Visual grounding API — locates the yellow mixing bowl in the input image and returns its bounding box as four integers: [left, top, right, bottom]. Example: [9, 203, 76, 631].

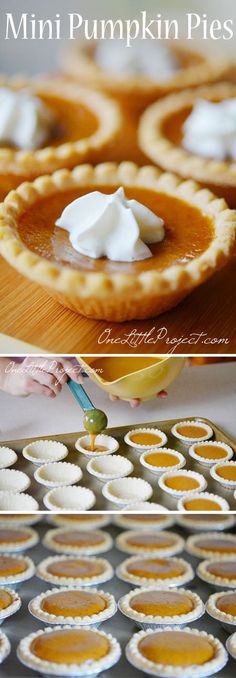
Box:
[76, 356, 185, 401]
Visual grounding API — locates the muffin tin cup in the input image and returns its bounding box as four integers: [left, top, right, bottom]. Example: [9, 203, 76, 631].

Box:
[0, 587, 21, 624]
[177, 492, 230, 512]
[75, 435, 119, 458]
[124, 428, 167, 451]
[86, 455, 133, 481]
[118, 586, 205, 630]
[34, 462, 83, 488]
[36, 555, 114, 588]
[115, 530, 185, 557]
[171, 420, 213, 443]
[22, 440, 69, 465]
[102, 477, 153, 505]
[210, 462, 236, 489]
[140, 449, 186, 476]
[28, 586, 117, 627]
[43, 486, 96, 512]
[189, 441, 234, 467]
[0, 447, 18, 470]
[158, 470, 207, 497]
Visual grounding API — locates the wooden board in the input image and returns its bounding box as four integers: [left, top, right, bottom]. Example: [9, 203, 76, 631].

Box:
[0, 256, 236, 354]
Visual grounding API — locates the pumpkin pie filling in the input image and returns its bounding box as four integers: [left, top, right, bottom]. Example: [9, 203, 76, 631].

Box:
[52, 531, 105, 548]
[216, 592, 236, 616]
[0, 529, 31, 544]
[0, 555, 27, 577]
[129, 432, 163, 446]
[165, 476, 199, 491]
[215, 466, 236, 481]
[127, 558, 186, 579]
[41, 590, 107, 618]
[175, 424, 208, 438]
[183, 498, 221, 511]
[130, 591, 194, 617]
[139, 631, 214, 666]
[125, 534, 176, 550]
[47, 558, 105, 579]
[0, 589, 13, 610]
[193, 444, 228, 460]
[30, 628, 110, 665]
[145, 452, 180, 467]
[194, 538, 236, 554]
[207, 561, 236, 580]
[17, 186, 213, 274]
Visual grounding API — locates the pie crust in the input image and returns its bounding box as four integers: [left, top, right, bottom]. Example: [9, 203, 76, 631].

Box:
[63, 41, 230, 112]
[0, 554, 35, 586]
[17, 625, 121, 677]
[139, 82, 236, 207]
[126, 626, 228, 678]
[0, 75, 121, 191]
[0, 162, 235, 322]
[206, 590, 236, 629]
[115, 530, 184, 557]
[0, 527, 39, 552]
[158, 470, 207, 497]
[28, 586, 116, 626]
[124, 428, 167, 450]
[197, 559, 236, 589]
[0, 630, 11, 664]
[140, 449, 186, 476]
[75, 434, 119, 457]
[171, 420, 213, 443]
[113, 515, 175, 531]
[210, 461, 236, 488]
[116, 555, 194, 588]
[43, 528, 113, 555]
[36, 555, 114, 587]
[189, 440, 233, 466]
[0, 586, 21, 621]
[177, 492, 229, 512]
[119, 587, 204, 629]
[186, 532, 236, 559]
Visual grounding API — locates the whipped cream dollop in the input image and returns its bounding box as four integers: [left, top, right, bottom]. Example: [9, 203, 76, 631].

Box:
[56, 187, 165, 262]
[96, 40, 177, 81]
[0, 87, 55, 150]
[183, 98, 236, 161]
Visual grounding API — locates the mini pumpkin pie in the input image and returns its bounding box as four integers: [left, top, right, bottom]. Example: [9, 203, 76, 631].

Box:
[139, 82, 236, 208]
[119, 587, 204, 629]
[158, 469, 207, 497]
[48, 515, 110, 529]
[43, 528, 112, 555]
[197, 559, 236, 589]
[0, 586, 21, 622]
[0, 162, 235, 322]
[113, 514, 175, 531]
[189, 440, 234, 466]
[63, 40, 230, 113]
[115, 530, 184, 557]
[116, 555, 194, 588]
[140, 449, 186, 476]
[206, 590, 236, 632]
[0, 527, 38, 552]
[171, 420, 213, 443]
[177, 492, 229, 512]
[226, 631, 236, 662]
[0, 514, 40, 526]
[176, 514, 235, 532]
[0, 554, 35, 586]
[0, 76, 121, 202]
[210, 461, 236, 488]
[0, 631, 11, 665]
[17, 626, 121, 676]
[126, 627, 228, 677]
[37, 555, 114, 587]
[186, 532, 236, 559]
[29, 586, 116, 626]
[124, 428, 167, 450]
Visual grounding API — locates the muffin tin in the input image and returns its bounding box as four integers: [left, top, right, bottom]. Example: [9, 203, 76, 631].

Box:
[0, 516, 235, 677]
[0, 416, 235, 510]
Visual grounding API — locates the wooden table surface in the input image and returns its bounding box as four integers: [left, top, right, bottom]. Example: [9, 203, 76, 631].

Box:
[1, 255, 236, 354]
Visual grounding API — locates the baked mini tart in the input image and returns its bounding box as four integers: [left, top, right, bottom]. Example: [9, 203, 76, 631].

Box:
[124, 428, 167, 450]
[28, 586, 116, 627]
[0, 75, 121, 202]
[139, 82, 236, 208]
[63, 41, 230, 113]
[36, 555, 114, 588]
[186, 532, 236, 559]
[226, 631, 236, 662]
[0, 586, 21, 623]
[197, 559, 236, 589]
[116, 555, 194, 589]
[177, 492, 229, 512]
[43, 528, 113, 555]
[17, 625, 121, 677]
[0, 513, 40, 526]
[0, 527, 39, 552]
[119, 587, 204, 630]
[115, 530, 184, 557]
[158, 469, 207, 497]
[176, 514, 236, 532]
[189, 440, 234, 466]
[48, 515, 111, 529]
[0, 554, 35, 586]
[206, 590, 236, 632]
[171, 420, 213, 443]
[140, 449, 186, 476]
[113, 514, 175, 531]
[126, 626, 228, 678]
[0, 630, 11, 664]
[210, 461, 236, 488]
[0, 162, 235, 322]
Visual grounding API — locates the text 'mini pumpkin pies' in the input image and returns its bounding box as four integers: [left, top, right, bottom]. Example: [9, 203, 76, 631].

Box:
[17, 626, 121, 677]
[36, 554, 114, 588]
[0, 162, 235, 322]
[119, 586, 204, 629]
[29, 586, 116, 626]
[126, 627, 228, 677]
[116, 555, 194, 589]
[43, 528, 113, 555]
